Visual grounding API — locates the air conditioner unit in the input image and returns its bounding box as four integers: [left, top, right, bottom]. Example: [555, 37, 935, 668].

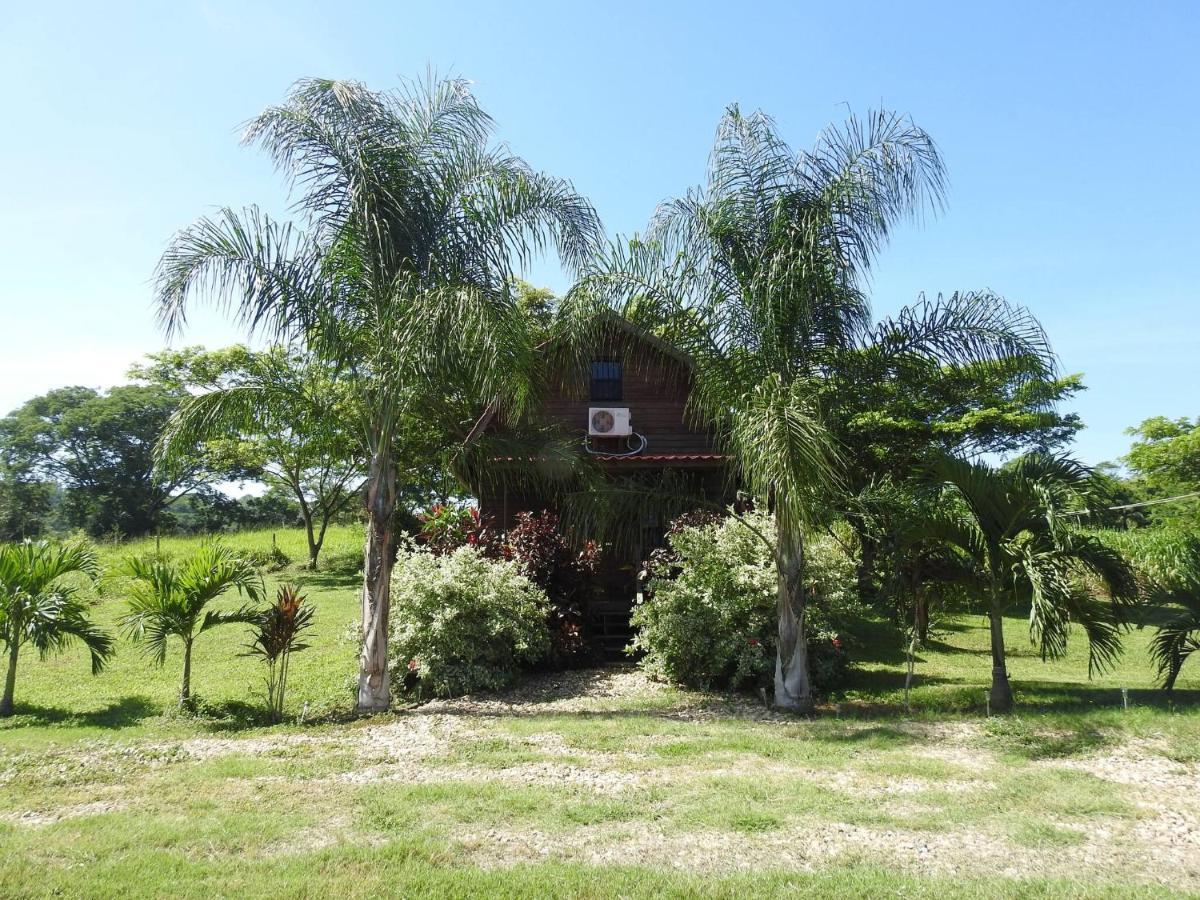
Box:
[588, 407, 632, 437]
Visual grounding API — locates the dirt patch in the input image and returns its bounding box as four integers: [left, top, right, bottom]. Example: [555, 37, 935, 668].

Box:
[2, 799, 128, 827]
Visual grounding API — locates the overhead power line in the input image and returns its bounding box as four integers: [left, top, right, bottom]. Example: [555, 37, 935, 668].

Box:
[1064, 490, 1200, 517]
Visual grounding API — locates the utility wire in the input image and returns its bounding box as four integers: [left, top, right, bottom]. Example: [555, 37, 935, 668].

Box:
[1064, 490, 1200, 517]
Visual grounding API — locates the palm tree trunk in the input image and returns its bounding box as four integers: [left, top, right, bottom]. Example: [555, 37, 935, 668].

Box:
[357, 444, 397, 713]
[988, 595, 1013, 712]
[774, 511, 814, 713]
[0, 641, 19, 717]
[181, 638, 193, 705]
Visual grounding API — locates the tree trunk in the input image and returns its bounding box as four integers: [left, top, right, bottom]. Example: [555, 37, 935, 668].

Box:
[988, 599, 1013, 713]
[297, 496, 320, 570]
[180, 639, 193, 706]
[915, 594, 930, 646]
[0, 641, 19, 717]
[309, 514, 331, 572]
[774, 512, 815, 713]
[357, 445, 397, 713]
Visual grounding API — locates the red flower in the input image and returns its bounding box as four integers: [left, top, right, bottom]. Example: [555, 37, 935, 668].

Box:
[748, 638, 760, 647]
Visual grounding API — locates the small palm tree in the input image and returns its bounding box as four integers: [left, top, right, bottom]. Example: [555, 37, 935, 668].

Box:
[0, 540, 113, 717]
[244, 583, 315, 722]
[931, 453, 1138, 711]
[122, 543, 264, 706]
[1114, 527, 1200, 692]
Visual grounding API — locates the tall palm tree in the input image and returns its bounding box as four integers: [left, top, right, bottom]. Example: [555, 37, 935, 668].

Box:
[121, 543, 264, 705]
[0, 540, 112, 717]
[930, 453, 1138, 711]
[572, 107, 1053, 711]
[153, 75, 602, 711]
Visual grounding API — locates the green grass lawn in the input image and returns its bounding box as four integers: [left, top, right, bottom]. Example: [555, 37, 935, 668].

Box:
[1, 526, 1198, 898]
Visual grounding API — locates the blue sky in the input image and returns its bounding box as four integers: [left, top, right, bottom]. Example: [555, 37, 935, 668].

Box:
[1, 0, 1197, 466]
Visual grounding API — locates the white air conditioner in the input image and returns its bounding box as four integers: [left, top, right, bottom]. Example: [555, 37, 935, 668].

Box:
[588, 407, 632, 437]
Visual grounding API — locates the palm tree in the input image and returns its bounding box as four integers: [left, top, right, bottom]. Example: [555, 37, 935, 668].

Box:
[121, 542, 264, 705]
[0, 540, 113, 717]
[152, 75, 602, 711]
[930, 453, 1138, 711]
[1110, 526, 1200, 692]
[572, 107, 1053, 711]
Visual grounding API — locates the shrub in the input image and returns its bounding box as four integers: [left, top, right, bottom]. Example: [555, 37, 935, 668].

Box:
[631, 510, 862, 693]
[415, 504, 498, 555]
[388, 544, 550, 698]
[413, 505, 603, 668]
[503, 510, 601, 668]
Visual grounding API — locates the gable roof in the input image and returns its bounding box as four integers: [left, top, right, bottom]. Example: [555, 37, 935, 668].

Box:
[463, 310, 693, 446]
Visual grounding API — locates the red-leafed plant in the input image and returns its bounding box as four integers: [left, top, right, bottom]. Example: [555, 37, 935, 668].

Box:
[245, 584, 315, 723]
[416, 504, 500, 556]
[505, 511, 601, 668]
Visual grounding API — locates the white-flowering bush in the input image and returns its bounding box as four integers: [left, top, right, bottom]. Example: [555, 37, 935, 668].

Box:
[388, 545, 550, 698]
[631, 510, 862, 692]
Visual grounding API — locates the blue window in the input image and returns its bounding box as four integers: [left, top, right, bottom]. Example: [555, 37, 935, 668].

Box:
[590, 360, 623, 401]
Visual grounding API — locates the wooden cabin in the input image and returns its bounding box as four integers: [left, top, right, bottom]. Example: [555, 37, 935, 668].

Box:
[467, 316, 732, 656]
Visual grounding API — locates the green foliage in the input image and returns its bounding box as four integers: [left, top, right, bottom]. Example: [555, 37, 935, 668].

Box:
[0, 384, 236, 538]
[153, 74, 602, 710]
[135, 345, 367, 566]
[121, 542, 264, 703]
[0, 539, 112, 716]
[573, 103, 1054, 709]
[1105, 526, 1200, 690]
[387, 545, 550, 698]
[1122, 416, 1200, 523]
[0, 476, 56, 540]
[932, 454, 1139, 682]
[631, 511, 861, 692]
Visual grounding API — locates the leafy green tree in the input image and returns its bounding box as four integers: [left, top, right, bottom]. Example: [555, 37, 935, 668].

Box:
[575, 107, 1051, 710]
[152, 75, 600, 711]
[830, 354, 1084, 605]
[122, 543, 264, 705]
[930, 453, 1138, 711]
[0, 385, 236, 537]
[0, 540, 113, 716]
[134, 345, 365, 568]
[1123, 416, 1200, 522]
[0, 473, 57, 540]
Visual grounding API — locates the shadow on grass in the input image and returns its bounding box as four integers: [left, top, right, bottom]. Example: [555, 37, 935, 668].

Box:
[0, 695, 160, 730]
[296, 566, 362, 591]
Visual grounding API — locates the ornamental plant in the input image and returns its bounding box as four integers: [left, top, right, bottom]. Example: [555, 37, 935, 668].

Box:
[0, 540, 113, 717]
[632, 510, 861, 693]
[244, 584, 315, 722]
[122, 542, 264, 707]
[416, 505, 499, 556]
[388, 544, 550, 698]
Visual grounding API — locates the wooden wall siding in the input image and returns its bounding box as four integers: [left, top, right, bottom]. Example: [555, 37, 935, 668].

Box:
[543, 334, 717, 456]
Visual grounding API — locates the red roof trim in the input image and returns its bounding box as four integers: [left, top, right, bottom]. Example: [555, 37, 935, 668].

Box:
[592, 453, 726, 462]
[488, 453, 725, 463]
